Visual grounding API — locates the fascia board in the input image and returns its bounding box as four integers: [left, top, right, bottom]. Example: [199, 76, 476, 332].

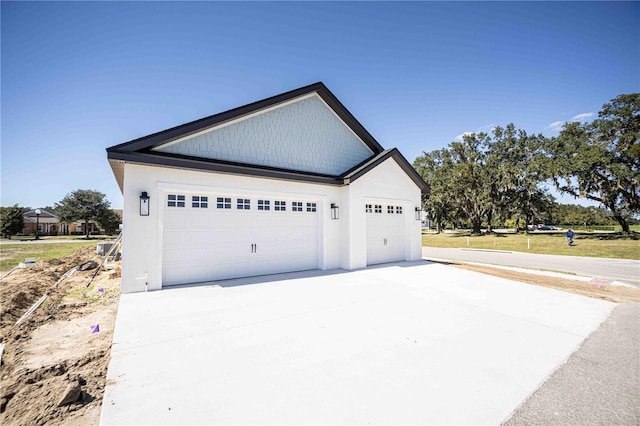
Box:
[107, 151, 345, 187]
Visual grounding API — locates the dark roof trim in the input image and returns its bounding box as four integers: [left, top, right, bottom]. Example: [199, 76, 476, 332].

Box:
[107, 151, 345, 186]
[106, 82, 384, 154]
[106, 82, 428, 194]
[24, 209, 56, 218]
[341, 148, 431, 194]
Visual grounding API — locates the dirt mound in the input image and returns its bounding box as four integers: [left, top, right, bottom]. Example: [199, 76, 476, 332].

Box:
[1, 349, 109, 425]
[0, 246, 95, 329]
[0, 245, 120, 425]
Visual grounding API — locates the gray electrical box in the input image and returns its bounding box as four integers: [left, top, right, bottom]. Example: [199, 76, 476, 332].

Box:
[96, 242, 115, 256]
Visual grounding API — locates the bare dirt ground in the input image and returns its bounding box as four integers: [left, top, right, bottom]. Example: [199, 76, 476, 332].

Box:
[0, 247, 636, 426]
[0, 246, 121, 426]
[453, 262, 640, 303]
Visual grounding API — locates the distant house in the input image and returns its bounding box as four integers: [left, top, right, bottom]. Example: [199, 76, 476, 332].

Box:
[23, 209, 59, 236]
[112, 209, 123, 222]
[22, 208, 121, 236]
[63, 221, 100, 235]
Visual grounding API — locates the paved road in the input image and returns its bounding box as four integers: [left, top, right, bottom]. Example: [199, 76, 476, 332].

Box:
[423, 247, 640, 287]
[504, 302, 640, 425]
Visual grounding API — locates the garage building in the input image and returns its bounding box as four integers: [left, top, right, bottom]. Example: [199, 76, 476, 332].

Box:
[107, 82, 429, 293]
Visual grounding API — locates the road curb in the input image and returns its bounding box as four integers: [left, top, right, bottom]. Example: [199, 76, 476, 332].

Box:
[423, 256, 637, 289]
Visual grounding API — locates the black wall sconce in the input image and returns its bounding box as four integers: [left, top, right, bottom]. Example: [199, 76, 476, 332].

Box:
[140, 191, 150, 216]
[331, 203, 340, 220]
[415, 207, 421, 221]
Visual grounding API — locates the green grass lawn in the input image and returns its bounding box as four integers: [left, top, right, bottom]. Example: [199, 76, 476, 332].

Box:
[1, 234, 118, 242]
[423, 231, 640, 260]
[0, 241, 99, 273]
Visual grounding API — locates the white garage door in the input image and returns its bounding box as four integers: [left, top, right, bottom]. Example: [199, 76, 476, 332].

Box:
[366, 203, 406, 265]
[162, 193, 319, 286]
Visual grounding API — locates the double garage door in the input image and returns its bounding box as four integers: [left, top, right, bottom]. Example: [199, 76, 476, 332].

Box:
[162, 192, 319, 286]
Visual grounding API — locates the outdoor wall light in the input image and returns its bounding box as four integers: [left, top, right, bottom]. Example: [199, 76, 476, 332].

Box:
[331, 203, 340, 220]
[140, 192, 150, 216]
[415, 207, 421, 221]
[35, 208, 42, 240]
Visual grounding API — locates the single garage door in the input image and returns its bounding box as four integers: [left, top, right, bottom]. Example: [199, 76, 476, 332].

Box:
[366, 203, 406, 265]
[162, 193, 319, 286]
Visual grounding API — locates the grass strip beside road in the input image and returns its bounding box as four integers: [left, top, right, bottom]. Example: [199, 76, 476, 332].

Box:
[423, 232, 640, 260]
[0, 242, 98, 272]
[2, 235, 118, 241]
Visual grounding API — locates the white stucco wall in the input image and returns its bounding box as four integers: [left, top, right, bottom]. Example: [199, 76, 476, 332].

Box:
[347, 158, 423, 270]
[121, 158, 422, 294]
[121, 163, 346, 293]
[153, 95, 373, 176]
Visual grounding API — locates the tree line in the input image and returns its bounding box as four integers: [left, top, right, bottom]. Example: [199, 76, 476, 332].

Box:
[548, 204, 635, 228]
[414, 93, 639, 234]
[0, 189, 121, 239]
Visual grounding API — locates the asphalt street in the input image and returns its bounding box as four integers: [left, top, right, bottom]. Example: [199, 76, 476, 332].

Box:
[503, 302, 640, 425]
[423, 247, 640, 287]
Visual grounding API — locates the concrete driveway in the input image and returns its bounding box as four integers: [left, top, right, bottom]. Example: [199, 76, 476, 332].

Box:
[101, 261, 614, 425]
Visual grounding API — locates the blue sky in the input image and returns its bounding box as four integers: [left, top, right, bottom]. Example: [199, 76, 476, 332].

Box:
[2, 1, 638, 210]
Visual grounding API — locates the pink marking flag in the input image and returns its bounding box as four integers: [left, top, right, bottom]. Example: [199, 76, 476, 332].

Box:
[90, 324, 100, 334]
[591, 278, 611, 289]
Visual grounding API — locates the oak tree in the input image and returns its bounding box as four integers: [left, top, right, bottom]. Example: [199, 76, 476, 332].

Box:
[56, 189, 112, 239]
[545, 94, 639, 233]
[0, 205, 26, 239]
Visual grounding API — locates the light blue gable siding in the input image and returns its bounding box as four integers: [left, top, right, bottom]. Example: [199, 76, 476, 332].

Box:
[154, 95, 374, 175]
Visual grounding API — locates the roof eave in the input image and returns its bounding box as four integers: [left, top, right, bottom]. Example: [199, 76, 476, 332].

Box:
[107, 151, 345, 187]
[108, 159, 125, 193]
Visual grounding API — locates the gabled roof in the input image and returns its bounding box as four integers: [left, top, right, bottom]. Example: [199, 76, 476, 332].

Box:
[106, 82, 429, 194]
[108, 82, 384, 154]
[341, 148, 430, 194]
[23, 209, 56, 218]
